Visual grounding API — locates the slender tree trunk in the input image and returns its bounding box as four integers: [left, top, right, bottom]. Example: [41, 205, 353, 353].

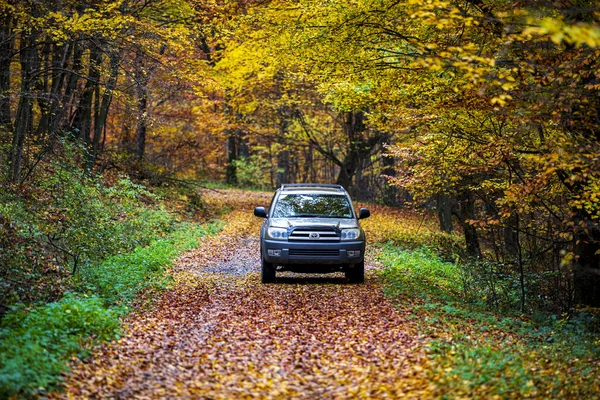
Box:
[336, 112, 364, 189]
[225, 130, 237, 184]
[237, 130, 249, 160]
[276, 150, 289, 187]
[503, 213, 519, 258]
[574, 211, 600, 306]
[10, 34, 37, 182]
[276, 119, 290, 186]
[458, 192, 481, 258]
[437, 193, 453, 233]
[73, 43, 102, 147]
[33, 41, 51, 139]
[93, 50, 118, 161]
[64, 40, 83, 131]
[135, 76, 148, 161]
[515, 213, 526, 313]
[381, 150, 399, 206]
[0, 14, 13, 129]
[36, 42, 70, 136]
[303, 143, 313, 182]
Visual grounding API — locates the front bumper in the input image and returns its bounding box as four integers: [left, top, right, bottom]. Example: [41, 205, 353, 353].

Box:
[262, 238, 365, 265]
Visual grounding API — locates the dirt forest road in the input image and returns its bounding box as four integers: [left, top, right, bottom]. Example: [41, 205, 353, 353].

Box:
[53, 190, 432, 399]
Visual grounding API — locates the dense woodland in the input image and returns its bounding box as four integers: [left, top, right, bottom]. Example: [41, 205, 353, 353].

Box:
[1, 0, 599, 317]
[1, 0, 600, 396]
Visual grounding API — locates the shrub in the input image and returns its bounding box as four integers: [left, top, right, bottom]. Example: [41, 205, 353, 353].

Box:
[0, 220, 222, 397]
[0, 163, 178, 311]
[378, 244, 600, 398]
[377, 244, 464, 301]
[361, 208, 464, 260]
[231, 155, 271, 190]
[78, 221, 223, 305]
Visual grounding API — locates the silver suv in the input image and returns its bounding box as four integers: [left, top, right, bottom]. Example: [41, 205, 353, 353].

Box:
[254, 184, 370, 283]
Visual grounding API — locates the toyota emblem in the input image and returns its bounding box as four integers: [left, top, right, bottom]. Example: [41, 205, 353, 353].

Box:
[309, 232, 320, 239]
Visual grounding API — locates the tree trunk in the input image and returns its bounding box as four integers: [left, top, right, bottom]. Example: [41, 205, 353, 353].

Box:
[10, 35, 37, 182]
[33, 41, 51, 139]
[574, 213, 600, 306]
[64, 40, 83, 132]
[0, 14, 13, 129]
[381, 150, 399, 206]
[237, 130, 249, 160]
[437, 194, 453, 233]
[458, 192, 481, 258]
[37, 42, 70, 136]
[503, 213, 519, 258]
[93, 50, 118, 160]
[336, 161, 354, 189]
[276, 150, 289, 187]
[73, 43, 102, 147]
[303, 143, 313, 183]
[336, 111, 365, 189]
[225, 130, 237, 184]
[135, 76, 148, 161]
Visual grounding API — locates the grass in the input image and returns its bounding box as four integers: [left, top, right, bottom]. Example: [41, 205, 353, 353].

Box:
[0, 221, 223, 397]
[376, 243, 600, 398]
[0, 294, 120, 397]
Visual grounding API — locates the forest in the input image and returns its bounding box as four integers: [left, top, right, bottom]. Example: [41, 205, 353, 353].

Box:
[1, 0, 599, 397]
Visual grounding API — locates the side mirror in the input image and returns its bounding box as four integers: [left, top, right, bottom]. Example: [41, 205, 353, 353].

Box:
[358, 208, 370, 219]
[254, 206, 267, 218]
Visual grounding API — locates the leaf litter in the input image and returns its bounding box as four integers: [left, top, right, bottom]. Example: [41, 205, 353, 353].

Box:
[51, 189, 432, 399]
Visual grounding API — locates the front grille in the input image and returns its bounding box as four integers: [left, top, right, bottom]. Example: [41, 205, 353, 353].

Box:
[289, 229, 340, 241]
[289, 249, 340, 257]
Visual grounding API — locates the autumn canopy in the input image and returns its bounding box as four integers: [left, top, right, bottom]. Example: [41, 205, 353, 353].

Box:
[1, 0, 600, 312]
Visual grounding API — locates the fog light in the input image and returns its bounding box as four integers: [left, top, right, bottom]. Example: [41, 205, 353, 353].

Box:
[267, 249, 281, 257]
[348, 250, 361, 257]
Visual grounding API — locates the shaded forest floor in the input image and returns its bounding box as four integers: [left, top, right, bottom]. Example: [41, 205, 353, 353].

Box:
[52, 190, 432, 398]
[49, 189, 600, 399]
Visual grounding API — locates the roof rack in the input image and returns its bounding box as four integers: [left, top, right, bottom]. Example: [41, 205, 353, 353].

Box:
[280, 183, 344, 191]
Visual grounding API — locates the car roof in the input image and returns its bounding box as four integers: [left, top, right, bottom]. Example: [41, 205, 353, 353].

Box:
[279, 184, 346, 194]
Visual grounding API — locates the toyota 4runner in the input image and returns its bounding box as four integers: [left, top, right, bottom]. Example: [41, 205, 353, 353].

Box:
[254, 184, 370, 283]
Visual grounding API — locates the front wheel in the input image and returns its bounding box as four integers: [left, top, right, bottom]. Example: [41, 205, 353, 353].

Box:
[261, 258, 276, 283]
[345, 261, 364, 283]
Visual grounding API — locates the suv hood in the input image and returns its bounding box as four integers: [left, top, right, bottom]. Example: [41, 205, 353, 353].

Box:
[269, 218, 358, 229]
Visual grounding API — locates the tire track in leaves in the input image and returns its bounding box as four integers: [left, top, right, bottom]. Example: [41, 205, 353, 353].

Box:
[54, 191, 432, 399]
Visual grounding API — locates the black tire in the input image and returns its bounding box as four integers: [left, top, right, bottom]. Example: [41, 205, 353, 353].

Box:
[261, 258, 276, 283]
[345, 261, 364, 283]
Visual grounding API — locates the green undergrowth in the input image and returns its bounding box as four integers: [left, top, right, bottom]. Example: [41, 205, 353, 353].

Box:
[76, 222, 223, 306]
[377, 244, 600, 398]
[0, 167, 180, 308]
[0, 219, 223, 397]
[361, 210, 464, 262]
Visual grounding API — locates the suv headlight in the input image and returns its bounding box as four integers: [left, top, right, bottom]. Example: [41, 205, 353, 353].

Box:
[267, 227, 289, 239]
[340, 228, 360, 241]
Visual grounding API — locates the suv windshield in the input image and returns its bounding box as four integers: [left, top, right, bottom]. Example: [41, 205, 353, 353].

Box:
[272, 194, 353, 218]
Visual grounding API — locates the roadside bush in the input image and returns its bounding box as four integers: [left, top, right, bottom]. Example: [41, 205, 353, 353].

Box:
[377, 243, 558, 313]
[0, 161, 178, 312]
[0, 220, 222, 397]
[0, 139, 224, 396]
[361, 207, 463, 260]
[78, 222, 223, 305]
[377, 244, 464, 301]
[378, 244, 600, 398]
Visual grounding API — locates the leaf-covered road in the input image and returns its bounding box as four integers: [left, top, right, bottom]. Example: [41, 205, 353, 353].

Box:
[54, 191, 431, 399]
